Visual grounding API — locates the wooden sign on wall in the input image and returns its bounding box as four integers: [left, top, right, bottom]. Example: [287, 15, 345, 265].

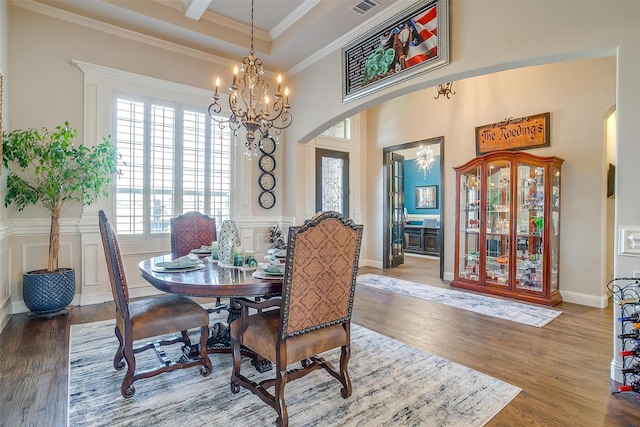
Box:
[475, 112, 550, 155]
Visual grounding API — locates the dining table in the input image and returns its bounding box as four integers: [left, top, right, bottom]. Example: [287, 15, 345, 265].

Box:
[138, 254, 283, 372]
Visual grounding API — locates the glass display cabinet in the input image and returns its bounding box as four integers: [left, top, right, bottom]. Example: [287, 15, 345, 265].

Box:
[452, 151, 563, 306]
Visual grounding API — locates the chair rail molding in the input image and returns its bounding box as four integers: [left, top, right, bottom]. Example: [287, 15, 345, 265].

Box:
[11, 217, 81, 236]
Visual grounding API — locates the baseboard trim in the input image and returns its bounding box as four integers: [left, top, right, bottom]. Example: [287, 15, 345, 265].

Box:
[561, 290, 610, 308]
[611, 358, 623, 383]
[361, 258, 383, 269]
[0, 298, 11, 335]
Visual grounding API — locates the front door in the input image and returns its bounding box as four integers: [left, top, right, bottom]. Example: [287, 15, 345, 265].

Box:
[316, 149, 350, 216]
[384, 152, 405, 267]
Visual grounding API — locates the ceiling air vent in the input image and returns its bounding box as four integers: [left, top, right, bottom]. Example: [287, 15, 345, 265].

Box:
[351, 0, 379, 15]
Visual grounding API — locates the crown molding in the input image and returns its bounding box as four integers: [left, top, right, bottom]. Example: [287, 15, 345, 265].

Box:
[12, 0, 235, 68]
[270, 0, 320, 40]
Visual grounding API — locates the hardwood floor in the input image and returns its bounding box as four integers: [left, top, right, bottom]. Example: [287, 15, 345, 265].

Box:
[1, 258, 639, 426]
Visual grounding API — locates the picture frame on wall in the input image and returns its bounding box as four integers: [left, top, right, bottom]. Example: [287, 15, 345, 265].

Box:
[341, 0, 449, 103]
[416, 185, 438, 209]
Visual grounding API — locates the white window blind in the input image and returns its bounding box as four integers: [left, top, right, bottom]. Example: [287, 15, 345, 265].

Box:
[115, 94, 231, 236]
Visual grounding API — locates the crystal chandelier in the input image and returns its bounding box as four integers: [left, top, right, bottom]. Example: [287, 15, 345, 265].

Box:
[208, 0, 292, 157]
[416, 145, 436, 178]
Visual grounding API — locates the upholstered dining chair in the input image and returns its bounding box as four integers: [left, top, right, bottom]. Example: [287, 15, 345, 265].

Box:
[170, 211, 225, 310]
[98, 210, 212, 398]
[229, 211, 363, 427]
[170, 211, 216, 258]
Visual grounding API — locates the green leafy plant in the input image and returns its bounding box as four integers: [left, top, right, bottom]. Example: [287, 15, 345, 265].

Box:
[2, 122, 120, 272]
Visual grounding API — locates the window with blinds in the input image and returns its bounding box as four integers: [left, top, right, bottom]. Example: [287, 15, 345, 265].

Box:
[115, 94, 232, 236]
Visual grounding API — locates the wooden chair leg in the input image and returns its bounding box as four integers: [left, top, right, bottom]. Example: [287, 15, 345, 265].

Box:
[121, 344, 137, 398]
[339, 344, 352, 398]
[113, 325, 125, 370]
[275, 369, 289, 427]
[180, 330, 191, 344]
[199, 325, 212, 376]
[230, 337, 242, 394]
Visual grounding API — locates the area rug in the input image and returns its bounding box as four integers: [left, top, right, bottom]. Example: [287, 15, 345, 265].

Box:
[68, 315, 521, 426]
[357, 274, 562, 328]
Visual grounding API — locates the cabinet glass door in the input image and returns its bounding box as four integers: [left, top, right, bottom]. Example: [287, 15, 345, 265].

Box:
[458, 166, 481, 281]
[515, 161, 545, 292]
[485, 160, 511, 287]
[550, 166, 560, 292]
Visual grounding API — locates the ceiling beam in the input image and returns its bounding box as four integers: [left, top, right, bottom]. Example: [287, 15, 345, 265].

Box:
[182, 0, 213, 21]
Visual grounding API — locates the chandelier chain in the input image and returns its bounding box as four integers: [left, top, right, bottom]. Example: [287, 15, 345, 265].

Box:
[249, 0, 254, 55]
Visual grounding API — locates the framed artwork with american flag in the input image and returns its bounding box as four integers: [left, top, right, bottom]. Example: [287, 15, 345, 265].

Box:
[342, 0, 449, 102]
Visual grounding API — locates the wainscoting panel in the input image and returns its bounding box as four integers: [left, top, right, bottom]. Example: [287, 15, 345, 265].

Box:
[0, 243, 11, 333]
[22, 242, 72, 273]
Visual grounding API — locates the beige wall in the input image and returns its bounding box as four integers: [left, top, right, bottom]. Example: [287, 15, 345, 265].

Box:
[2, 1, 639, 315]
[0, 0, 10, 329]
[367, 57, 616, 305]
[5, 4, 290, 312]
[288, 0, 640, 307]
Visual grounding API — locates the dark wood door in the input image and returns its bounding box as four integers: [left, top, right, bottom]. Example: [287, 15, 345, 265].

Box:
[384, 152, 405, 267]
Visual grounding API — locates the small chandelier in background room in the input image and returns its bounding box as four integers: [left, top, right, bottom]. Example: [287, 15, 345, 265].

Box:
[434, 82, 455, 99]
[208, 0, 292, 157]
[416, 145, 436, 178]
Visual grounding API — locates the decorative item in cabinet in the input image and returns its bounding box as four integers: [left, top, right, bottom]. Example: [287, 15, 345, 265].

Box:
[453, 151, 564, 306]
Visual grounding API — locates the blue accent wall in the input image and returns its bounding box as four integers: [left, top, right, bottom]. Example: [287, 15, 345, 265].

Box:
[405, 155, 440, 215]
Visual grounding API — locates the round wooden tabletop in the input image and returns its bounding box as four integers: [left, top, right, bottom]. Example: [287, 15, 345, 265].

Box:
[138, 255, 282, 298]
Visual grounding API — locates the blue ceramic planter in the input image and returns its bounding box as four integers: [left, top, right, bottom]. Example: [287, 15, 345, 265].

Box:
[23, 268, 75, 315]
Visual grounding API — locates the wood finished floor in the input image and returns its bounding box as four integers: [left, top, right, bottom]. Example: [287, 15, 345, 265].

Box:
[1, 257, 639, 426]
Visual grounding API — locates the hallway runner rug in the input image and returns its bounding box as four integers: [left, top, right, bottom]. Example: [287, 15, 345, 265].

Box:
[357, 274, 562, 328]
[68, 315, 521, 427]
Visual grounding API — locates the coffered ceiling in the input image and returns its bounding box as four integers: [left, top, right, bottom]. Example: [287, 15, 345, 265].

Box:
[21, 0, 406, 75]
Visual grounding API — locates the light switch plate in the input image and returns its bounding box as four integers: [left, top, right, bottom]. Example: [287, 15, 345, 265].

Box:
[620, 226, 640, 257]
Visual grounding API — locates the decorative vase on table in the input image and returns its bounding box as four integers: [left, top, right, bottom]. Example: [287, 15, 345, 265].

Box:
[218, 220, 240, 266]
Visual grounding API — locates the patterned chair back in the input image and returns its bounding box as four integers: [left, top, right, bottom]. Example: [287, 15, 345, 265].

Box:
[170, 211, 217, 258]
[280, 211, 363, 338]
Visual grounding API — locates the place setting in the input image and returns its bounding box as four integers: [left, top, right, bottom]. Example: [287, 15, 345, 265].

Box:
[251, 263, 285, 280]
[252, 250, 286, 280]
[190, 245, 212, 256]
[152, 253, 205, 273]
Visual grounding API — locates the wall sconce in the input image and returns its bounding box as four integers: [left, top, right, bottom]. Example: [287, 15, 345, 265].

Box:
[434, 82, 455, 99]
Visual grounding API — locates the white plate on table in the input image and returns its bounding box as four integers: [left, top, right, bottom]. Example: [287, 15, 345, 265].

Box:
[191, 248, 212, 255]
[152, 264, 205, 273]
[252, 270, 284, 280]
[266, 249, 287, 258]
[156, 260, 203, 269]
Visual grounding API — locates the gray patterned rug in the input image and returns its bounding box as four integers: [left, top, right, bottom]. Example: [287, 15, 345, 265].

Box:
[357, 274, 562, 328]
[68, 314, 520, 426]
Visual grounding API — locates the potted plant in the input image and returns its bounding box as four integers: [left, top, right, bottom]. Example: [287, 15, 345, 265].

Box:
[2, 122, 119, 317]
